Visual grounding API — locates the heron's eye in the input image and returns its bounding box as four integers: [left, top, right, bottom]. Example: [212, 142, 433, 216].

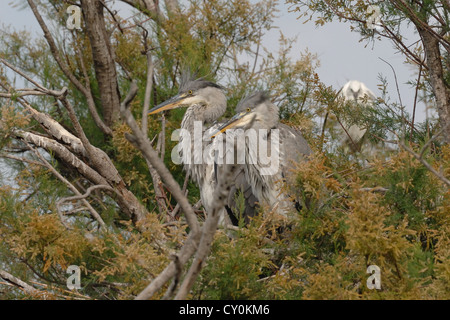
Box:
[188, 90, 193, 95]
[246, 108, 251, 112]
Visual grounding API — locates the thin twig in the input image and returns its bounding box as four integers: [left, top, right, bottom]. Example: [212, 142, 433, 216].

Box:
[25, 142, 106, 229]
[140, 24, 154, 135]
[174, 164, 239, 299]
[411, 63, 423, 141]
[398, 125, 450, 187]
[162, 254, 182, 300]
[0, 153, 45, 167]
[0, 269, 44, 298]
[379, 57, 404, 111]
[57, 184, 122, 213]
[120, 80, 199, 233]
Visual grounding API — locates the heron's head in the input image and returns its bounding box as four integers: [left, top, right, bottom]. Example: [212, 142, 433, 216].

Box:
[341, 80, 375, 102]
[148, 78, 226, 122]
[212, 92, 278, 138]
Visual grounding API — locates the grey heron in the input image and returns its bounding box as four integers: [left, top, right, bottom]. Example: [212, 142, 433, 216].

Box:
[213, 92, 312, 218]
[148, 77, 257, 225]
[338, 80, 376, 153]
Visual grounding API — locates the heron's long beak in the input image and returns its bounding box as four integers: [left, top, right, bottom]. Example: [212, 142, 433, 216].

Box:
[148, 93, 190, 115]
[211, 110, 254, 138]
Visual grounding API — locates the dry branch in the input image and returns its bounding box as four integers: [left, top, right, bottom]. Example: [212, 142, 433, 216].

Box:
[119, 80, 199, 233]
[119, 0, 165, 20]
[17, 130, 108, 185]
[26, 0, 112, 135]
[56, 184, 123, 229]
[0, 269, 44, 297]
[173, 164, 238, 300]
[120, 80, 219, 299]
[19, 100, 88, 158]
[80, 0, 121, 126]
[135, 231, 201, 299]
[136, 47, 170, 217]
[399, 127, 450, 187]
[25, 142, 107, 229]
[2, 64, 149, 226]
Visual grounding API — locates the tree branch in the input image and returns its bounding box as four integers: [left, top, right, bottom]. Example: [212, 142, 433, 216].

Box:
[25, 142, 106, 229]
[80, 0, 121, 126]
[120, 80, 199, 233]
[174, 164, 238, 299]
[0, 269, 44, 298]
[26, 0, 112, 135]
[56, 184, 123, 227]
[398, 126, 450, 187]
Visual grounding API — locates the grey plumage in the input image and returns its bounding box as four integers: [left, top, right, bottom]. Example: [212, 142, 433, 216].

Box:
[211, 126, 259, 224]
[179, 75, 223, 92]
[149, 78, 257, 225]
[215, 92, 312, 217]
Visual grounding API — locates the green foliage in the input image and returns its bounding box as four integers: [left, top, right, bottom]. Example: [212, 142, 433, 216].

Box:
[193, 222, 273, 299]
[0, 0, 449, 300]
[0, 185, 174, 299]
[192, 144, 449, 299]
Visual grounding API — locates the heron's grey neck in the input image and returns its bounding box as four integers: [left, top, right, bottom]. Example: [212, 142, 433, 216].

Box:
[180, 101, 226, 134]
[179, 101, 226, 185]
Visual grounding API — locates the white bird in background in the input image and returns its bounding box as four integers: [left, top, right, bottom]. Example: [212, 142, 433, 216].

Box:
[337, 80, 376, 153]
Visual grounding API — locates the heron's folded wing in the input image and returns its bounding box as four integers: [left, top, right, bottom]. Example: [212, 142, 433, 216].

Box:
[278, 123, 312, 182]
[208, 126, 259, 225]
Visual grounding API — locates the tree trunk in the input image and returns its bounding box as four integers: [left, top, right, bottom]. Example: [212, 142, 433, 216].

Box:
[417, 27, 450, 143]
[80, 0, 121, 127]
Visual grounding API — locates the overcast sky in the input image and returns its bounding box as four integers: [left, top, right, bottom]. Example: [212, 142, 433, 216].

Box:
[0, 1, 432, 122]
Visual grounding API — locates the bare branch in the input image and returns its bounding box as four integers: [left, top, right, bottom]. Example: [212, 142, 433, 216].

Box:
[0, 90, 47, 98]
[169, 172, 190, 225]
[25, 141, 106, 229]
[135, 230, 201, 299]
[411, 63, 423, 140]
[174, 164, 238, 299]
[0, 153, 45, 167]
[119, 0, 164, 20]
[21, 1, 113, 135]
[398, 125, 450, 187]
[17, 130, 108, 185]
[0, 269, 44, 297]
[142, 53, 154, 134]
[139, 23, 154, 135]
[119, 80, 216, 300]
[379, 58, 404, 112]
[120, 80, 199, 233]
[134, 45, 169, 221]
[56, 184, 121, 228]
[161, 254, 182, 300]
[80, 0, 121, 126]
[8, 85, 149, 225]
[18, 99, 88, 158]
[359, 187, 389, 193]
[0, 59, 49, 92]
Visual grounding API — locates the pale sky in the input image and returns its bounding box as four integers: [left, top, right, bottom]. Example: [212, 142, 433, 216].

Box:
[0, 1, 431, 122]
